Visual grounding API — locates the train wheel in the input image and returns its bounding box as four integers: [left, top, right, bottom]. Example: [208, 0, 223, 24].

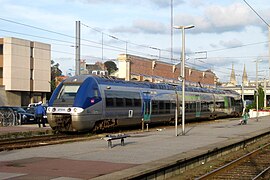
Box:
[93, 120, 105, 132]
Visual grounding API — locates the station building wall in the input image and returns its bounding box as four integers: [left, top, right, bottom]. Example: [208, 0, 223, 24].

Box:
[117, 54, 216, 86]
[0, 37, 51, 106]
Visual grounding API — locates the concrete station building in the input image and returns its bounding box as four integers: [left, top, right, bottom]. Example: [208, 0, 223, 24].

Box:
[0, 37, 51, 106]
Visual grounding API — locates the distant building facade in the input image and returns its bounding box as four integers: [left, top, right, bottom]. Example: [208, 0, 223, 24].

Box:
[114, 54, 217, 87]
[0, 37, 51, 106]
[85, 61, 108, 76]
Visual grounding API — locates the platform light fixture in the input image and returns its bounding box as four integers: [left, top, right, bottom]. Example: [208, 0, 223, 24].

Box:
[174, 25, 194, 135]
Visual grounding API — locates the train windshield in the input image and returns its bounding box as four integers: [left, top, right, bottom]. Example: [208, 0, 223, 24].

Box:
[57, 84, 80, 100]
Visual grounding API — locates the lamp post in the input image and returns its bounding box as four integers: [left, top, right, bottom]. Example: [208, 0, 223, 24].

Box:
[174, 25, 194, 135]
[255, 59, 262, 121]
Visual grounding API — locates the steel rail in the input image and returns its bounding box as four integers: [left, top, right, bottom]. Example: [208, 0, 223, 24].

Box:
[196, 142, 270, 180]
[252, 165, 270, 180]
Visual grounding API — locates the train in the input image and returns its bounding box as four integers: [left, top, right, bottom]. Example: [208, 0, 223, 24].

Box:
[47, 75, 243, 132]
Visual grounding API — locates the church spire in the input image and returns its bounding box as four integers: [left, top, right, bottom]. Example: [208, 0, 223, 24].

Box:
[242, 64, 248, 86]
[230, 63, 236, 85]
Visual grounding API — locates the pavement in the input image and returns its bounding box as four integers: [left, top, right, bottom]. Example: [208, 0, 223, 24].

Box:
[0, 116, 269, 179]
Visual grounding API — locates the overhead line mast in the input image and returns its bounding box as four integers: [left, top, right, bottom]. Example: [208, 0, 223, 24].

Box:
[243, 0, 270, 84]
[75, 21, 81, 76]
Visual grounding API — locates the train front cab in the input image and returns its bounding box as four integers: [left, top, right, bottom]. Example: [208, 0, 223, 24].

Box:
[47, 76, 102, 131]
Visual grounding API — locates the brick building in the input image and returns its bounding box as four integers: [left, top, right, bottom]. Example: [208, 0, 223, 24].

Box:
[115, 54, 217, 87]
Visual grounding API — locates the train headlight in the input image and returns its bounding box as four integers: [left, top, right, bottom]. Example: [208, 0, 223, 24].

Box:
[47, 107, 51, 113]
[67, 108, 71, 112]
[52, 108, 56, 112]
[73, 108, 83, 114]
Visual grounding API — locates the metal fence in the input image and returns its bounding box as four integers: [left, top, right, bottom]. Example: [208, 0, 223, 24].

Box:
[0, 108, 21, 127]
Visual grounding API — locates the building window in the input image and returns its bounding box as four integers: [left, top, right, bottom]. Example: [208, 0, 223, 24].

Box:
[0, 44, 3, 55]
[30, 47, 33, 58]
[30, 69, 33, 80]
[0, 68, 3, 78]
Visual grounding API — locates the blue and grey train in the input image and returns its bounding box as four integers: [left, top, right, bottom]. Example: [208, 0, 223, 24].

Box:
[47, 75, 243, 132]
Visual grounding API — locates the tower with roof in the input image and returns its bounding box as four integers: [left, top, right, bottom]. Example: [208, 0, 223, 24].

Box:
[230, 63, 236, 86]
[242, 64, 248, 86]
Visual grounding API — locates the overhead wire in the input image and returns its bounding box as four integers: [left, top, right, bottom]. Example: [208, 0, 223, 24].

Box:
[242, 0, 270, 27]
[1, 16, 269, 79]
[1, 16, 268, 65]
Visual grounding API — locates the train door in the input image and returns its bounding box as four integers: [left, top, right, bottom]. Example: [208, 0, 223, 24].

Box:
[196, 95, 201, 117]
[224, 96, 232, 114]
[142, 92, 151, 122]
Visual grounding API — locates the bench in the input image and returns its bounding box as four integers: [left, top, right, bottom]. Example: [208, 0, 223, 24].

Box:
[103, 134, 130, 148]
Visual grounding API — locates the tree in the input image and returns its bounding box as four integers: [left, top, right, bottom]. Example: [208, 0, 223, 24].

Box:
[104, 61, 118, 75]
[258, 86, 264, 109]
[253, 85, 264, 109]
[47, 60, 62, 98]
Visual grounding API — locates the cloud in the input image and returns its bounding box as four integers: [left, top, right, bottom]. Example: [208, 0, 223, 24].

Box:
[188, 0, 205, 8]
[110, 19, 168, 34]
[133, 20, 168, 34]
[109, 26, 139, 34]
[174, 3, 260, 34]
[150, 0, 185, 8]
[110, 2, 264, 35]
[219, 39, 243, 48]
[70, 0, 185, 8]
[69, 0, 125, 4]
[210, 43, 218, 49]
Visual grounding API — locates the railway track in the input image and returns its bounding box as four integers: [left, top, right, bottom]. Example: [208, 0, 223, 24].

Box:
[0, 134, 99, 151]
[196, 142, 270, 180]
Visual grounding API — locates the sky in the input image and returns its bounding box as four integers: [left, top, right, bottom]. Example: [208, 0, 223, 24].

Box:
[1, 0, 270, 83]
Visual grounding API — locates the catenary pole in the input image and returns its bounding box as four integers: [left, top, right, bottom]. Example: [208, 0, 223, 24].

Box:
[75, 21, 81, 76]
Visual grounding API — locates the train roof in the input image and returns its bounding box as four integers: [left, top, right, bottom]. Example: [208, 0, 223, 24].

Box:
[67, 75, 238, 95]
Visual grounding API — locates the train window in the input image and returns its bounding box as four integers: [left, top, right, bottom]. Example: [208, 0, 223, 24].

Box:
[186, 102, 190, 112]
[201, 102, 208, 111]
[134, 99, 141, 107]
[159, 101, 165, 114]
[231, 98, 235, 106]
[105, 90, 141, 107]
[152, 100, 159, 114]
[165, 102, 170, 113]
[125, 98, 133, 106]
[106, 98, 114, 107]
[116, 98, 124, 107]
[171, 101, 176, 110]
[57, 84, 80, 100]
[216, 102, 224, 108]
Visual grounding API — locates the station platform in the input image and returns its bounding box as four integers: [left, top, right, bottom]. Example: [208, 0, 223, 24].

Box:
[0, 116, 269, 179]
